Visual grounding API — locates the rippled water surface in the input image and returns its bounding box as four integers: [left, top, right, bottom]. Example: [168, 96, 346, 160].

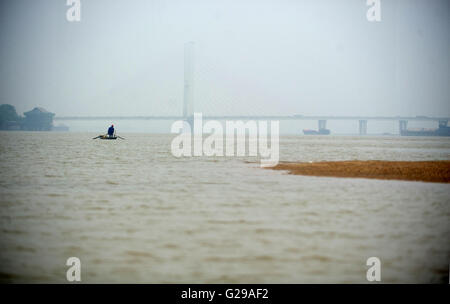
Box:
[0, 132, 449, 283]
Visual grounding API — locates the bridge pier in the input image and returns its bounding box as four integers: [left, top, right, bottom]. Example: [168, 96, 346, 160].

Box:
[318, 120, 327, 130]
[399, 120, 408, 134]
[359, 120, 367, 135]
[185, 115, 194, 127]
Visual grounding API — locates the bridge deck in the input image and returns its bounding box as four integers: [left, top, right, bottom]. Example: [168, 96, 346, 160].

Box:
[54, 116, 450, 121]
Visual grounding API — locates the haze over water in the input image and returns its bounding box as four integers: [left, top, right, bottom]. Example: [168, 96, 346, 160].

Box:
[0, 132, 449, 283]
[0, 0, 449, 284]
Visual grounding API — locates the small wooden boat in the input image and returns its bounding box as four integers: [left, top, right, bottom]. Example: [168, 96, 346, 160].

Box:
[99, 135, 117, 140]
[93, 135, 120, 140]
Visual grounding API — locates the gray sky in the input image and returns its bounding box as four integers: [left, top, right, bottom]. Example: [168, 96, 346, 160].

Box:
[0, 0, 449, 118]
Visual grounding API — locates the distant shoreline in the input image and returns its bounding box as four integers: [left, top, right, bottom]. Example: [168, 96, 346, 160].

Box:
[267, 160, 450, 183]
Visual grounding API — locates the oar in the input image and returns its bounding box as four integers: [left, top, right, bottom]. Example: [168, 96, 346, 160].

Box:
[92, 135, 102, 139]
[117, 136, 125, 140]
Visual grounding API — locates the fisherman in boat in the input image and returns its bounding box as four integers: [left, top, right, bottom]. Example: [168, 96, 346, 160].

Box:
[107, 124, 115, 137]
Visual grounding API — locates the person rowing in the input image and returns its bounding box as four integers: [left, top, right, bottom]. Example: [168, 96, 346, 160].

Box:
[107, 124, 115, 138]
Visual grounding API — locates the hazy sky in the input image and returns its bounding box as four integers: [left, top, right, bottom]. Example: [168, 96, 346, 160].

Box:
[0, 0, 449, 117]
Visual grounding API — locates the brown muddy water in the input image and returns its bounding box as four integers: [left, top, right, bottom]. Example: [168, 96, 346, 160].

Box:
[0, 132, 449, 283]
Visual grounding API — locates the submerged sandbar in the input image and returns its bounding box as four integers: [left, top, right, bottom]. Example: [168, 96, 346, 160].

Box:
[268, 160, 450, 183]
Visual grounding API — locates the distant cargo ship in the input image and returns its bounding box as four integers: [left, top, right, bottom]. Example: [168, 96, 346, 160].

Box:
[401, 122, 450, 137]
[303, 128, 330, 135]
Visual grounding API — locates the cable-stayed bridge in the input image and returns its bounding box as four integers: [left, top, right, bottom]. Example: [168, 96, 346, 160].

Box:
[54, 42, 450, 135]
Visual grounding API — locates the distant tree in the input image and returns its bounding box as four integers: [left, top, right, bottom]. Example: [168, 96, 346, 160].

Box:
[0, 104, 20, 123]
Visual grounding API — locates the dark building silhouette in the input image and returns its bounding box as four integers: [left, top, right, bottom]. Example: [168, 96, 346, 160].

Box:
[0, 104, 22, 130]
[23, 107, 55, 131]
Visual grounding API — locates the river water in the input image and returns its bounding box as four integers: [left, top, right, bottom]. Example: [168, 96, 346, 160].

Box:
[0, 132, 449, 283]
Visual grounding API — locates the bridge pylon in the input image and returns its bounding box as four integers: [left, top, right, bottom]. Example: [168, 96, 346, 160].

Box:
[183, 41, 195, 121]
